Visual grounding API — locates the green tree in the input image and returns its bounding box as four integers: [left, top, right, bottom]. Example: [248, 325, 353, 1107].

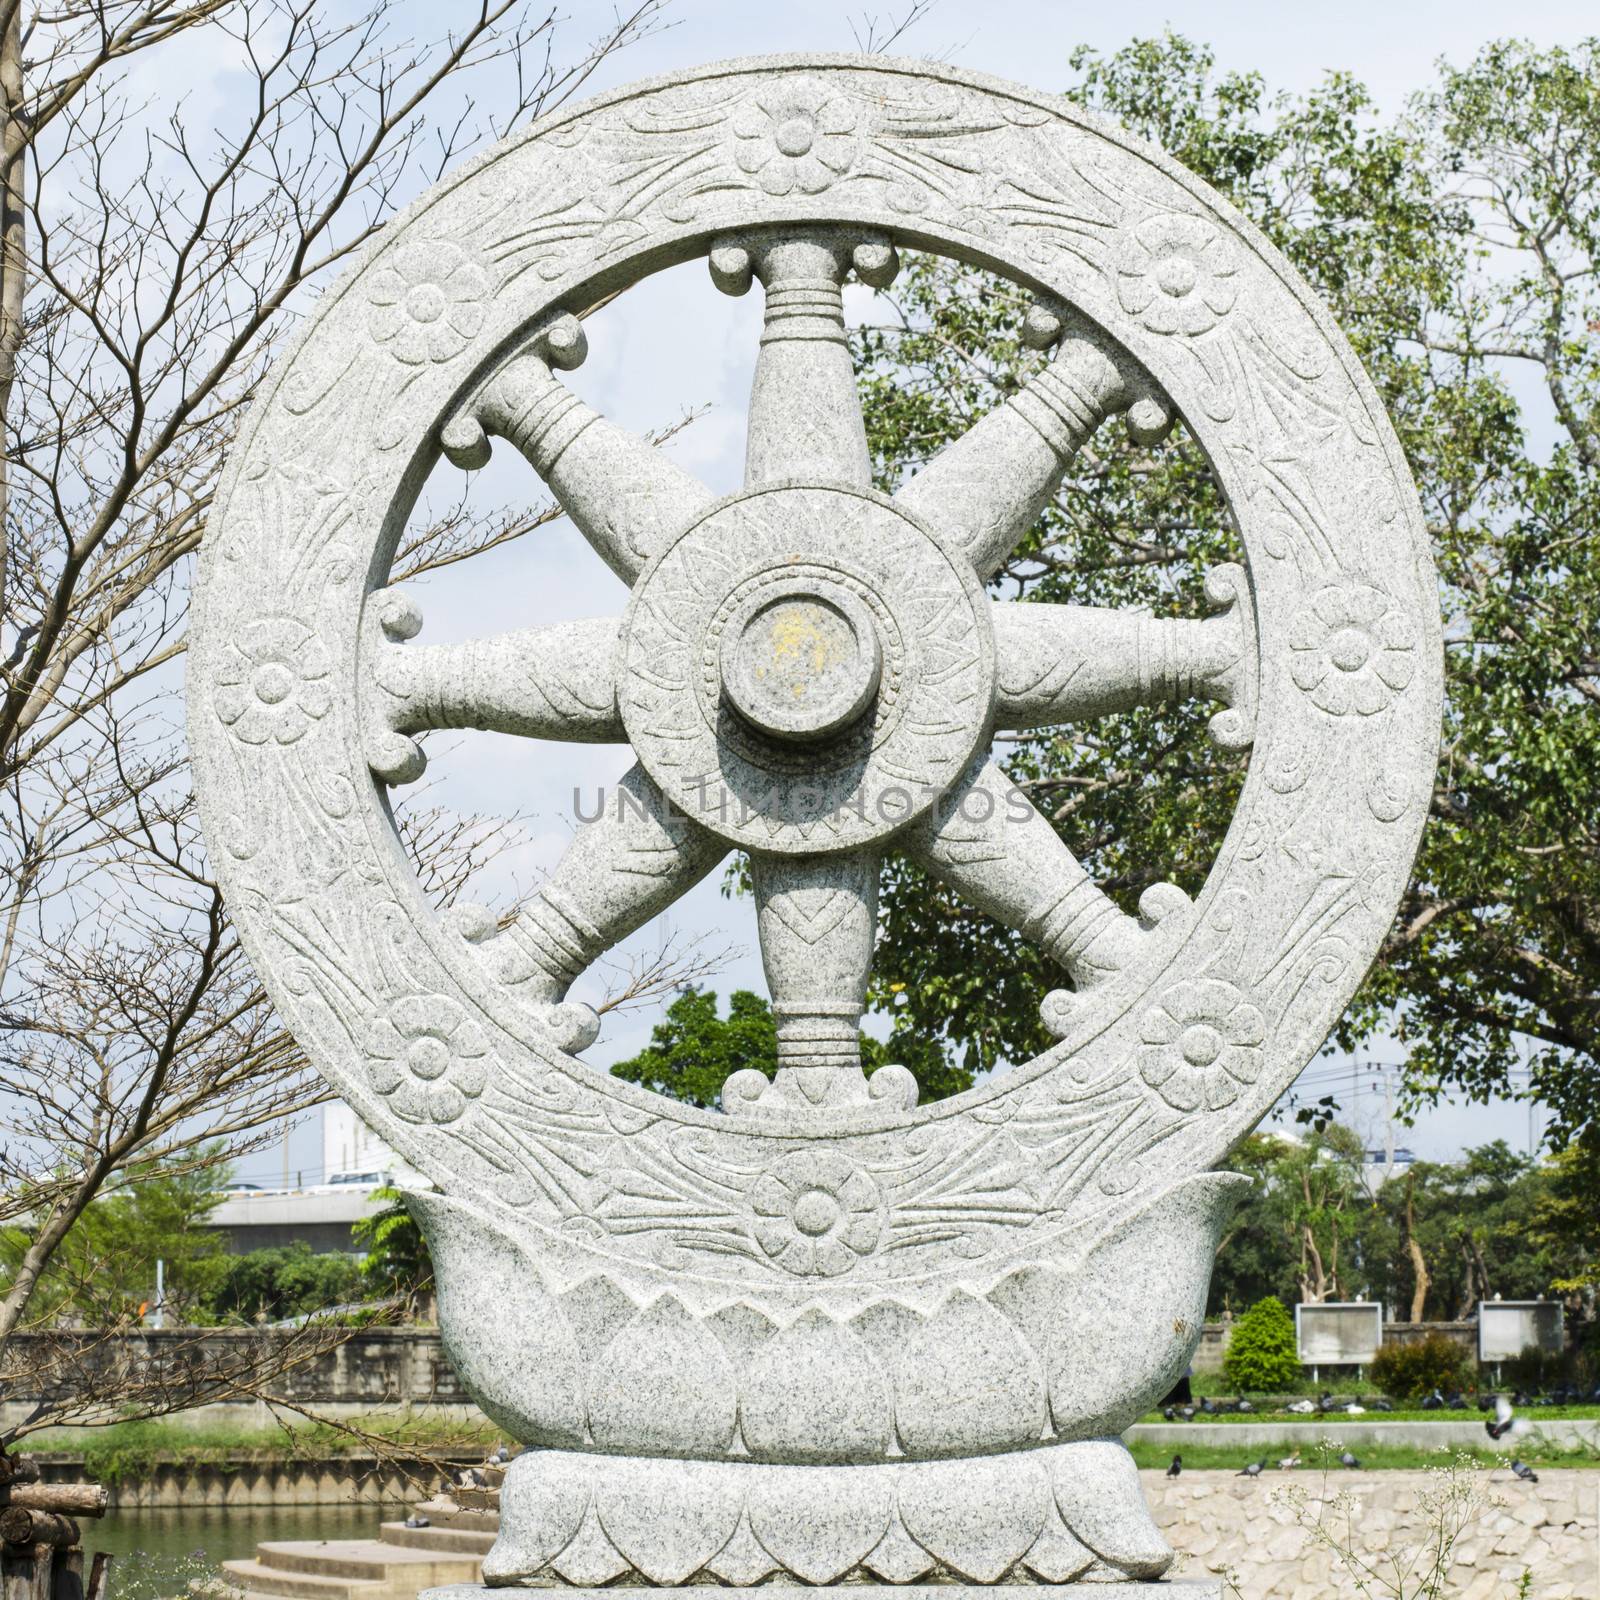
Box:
[354, 1186, 434, 1312]
[1, 1155, 229, 1325]
[206, 1243, 363, 1323]
[609, 987, 973, 1109]
[1222, 1295, 1301, 1392]
[851, 34, 1599, 1149]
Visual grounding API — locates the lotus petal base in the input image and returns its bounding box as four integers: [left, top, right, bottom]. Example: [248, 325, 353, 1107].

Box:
[476, 1440, 1177, 1588]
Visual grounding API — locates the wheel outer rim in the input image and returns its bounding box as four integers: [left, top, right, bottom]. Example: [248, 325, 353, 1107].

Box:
[188, 54, 1441, 1297]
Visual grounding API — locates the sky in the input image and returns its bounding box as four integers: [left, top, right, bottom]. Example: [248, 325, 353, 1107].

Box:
[232, 0, 1592, 1183]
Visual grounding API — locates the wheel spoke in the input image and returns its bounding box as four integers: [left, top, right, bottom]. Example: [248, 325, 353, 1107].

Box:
[440, 314, 715, 584]
[360, 592, 624, 784]
[894, 303, 1174, 579]
[478, 764, 726, 1005]
[724, 850, 913, 1118]
[710, 230, 898, 490]
[992, 564, 1257, 749]
[900, 755, 1146, 991]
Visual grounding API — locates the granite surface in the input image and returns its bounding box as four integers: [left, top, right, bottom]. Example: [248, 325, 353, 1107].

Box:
[190, 52, 1442, 1592]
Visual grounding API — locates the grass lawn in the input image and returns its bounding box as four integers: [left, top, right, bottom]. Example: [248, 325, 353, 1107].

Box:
[1139, 1403, 1600, 1424]
[1128, 1438, 1599, 1472]
[23, 1414, 503, 1484]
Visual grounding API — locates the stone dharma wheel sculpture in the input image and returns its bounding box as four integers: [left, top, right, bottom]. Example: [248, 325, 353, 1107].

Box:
[191, 54, 1440, 1593]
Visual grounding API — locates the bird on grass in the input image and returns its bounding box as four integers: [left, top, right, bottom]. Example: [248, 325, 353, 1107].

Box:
[1286, 1398, 1316, 1415]
[1511, 1460, 1540, 1484]
[1420, 1388, 1445, 1411]
[1167, 1454, 1183, 1478]
[1371, 1397, 1394, 1413]
[1487, 1396, 1526, 1442]
[1236, 1399, 1253, 1413]
[1339, 1451, 1361, 1469]
[1343, 1402, 1366, 1415]
[1179, 1405, 1197, 1421]
[1237, 1460, 1265, 1478]
[1277, 1452, 1301, 1471]
[1200, 1396, 1218, 1415]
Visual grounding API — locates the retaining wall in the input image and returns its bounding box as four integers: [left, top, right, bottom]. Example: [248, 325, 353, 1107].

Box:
[1147, 1468, 1598, 1599]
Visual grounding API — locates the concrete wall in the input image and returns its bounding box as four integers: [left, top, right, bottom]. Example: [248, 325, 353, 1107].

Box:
[1194, 1317, 1481, 1376]
[0, 1327, 470, 1424]
[1149, 1468, 1598, 1600]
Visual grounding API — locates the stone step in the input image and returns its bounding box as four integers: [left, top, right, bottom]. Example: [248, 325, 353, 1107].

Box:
[218, 1560, 385, 1600]
[378, 1522, 496, 1556]
[253, 1540, 480, 1584]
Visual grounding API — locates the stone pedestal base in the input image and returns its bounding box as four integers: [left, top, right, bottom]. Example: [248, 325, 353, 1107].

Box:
[425, 1588, 1222, 1599]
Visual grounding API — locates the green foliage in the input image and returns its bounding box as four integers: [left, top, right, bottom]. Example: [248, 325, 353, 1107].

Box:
[851, 32, 1600, 1141]
[608, 987, 966, 1109]
[1222, 1295, 1302, 1391]
[206, 1243, 362, 1323]
[609, 988, 776, 1108]
[1, 1154, 230, 1324]
[1369, 1331, 1475, 1400]
[352, 1185, 433, 1305]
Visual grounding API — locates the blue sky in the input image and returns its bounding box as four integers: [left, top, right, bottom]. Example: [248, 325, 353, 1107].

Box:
[232, 0, 1588, 1182]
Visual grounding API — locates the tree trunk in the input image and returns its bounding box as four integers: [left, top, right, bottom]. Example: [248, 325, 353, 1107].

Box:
[1404, 1171, 1430, 1322]
[0, 0, 24, 622]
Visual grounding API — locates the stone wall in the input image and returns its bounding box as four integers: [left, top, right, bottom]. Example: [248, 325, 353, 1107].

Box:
[1148, 1468, 1598, 1599]
[0, 1327, 470, 1419]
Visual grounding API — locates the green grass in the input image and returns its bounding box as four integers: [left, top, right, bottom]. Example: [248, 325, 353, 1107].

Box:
[23, 1414, 502, 1485]
[1140, 1403, 1600, 1424]
[1129, 1438, 1600, 1472]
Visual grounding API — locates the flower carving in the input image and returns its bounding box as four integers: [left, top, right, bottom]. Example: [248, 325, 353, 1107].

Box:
[214, 616, 332, 746]
[367, 241, 489, 366]
[1138, 979, 1265, 1113]
[731, 78, 859, 196]
[750, 1150, 882, 1276]
[1116, 212, 1238, 336]
[1289, 581, 1417, 716]
[364, 994, 491, 1125]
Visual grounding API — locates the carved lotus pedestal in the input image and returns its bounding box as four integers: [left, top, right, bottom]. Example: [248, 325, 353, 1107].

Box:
[189, 52, 1440, 1600]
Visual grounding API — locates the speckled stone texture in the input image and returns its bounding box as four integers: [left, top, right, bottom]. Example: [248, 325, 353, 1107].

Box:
[190, 53, 1442, 1592]
[1148, 1469, 1597, 1598]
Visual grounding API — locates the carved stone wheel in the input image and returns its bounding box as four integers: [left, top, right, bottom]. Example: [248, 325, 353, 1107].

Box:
[191, 53, 1440, 1586]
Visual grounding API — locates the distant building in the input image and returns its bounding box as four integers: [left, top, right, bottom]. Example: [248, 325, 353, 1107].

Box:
[1358, 1146, 1416, 1196]
[206, 1101, 417, 1254]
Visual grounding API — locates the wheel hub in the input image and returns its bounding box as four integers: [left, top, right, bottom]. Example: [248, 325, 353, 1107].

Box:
[620, 482, 995, 854]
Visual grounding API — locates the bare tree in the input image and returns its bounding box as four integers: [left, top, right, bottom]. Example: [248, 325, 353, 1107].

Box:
[0, 0, 681, 1443]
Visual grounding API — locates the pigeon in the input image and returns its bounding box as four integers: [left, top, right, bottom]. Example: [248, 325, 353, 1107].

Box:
[1447, 1391, 1468, 1411]
[1287, 1398, 1316, 1414]
[1315, 1391, 1335, 1412]
[1344, 1403, 1366, 1415]
[492, 1445, 510, 1463]
[1163, 1406, 1177, 1421]
[1237, 1460, 1264, 1478]
[1478, 1393, 1495, 1412]
[1277, 1451, 1301, 1470]
[404, 1515, 430, 1529]
[1166, 1454, 1182, 1477]
[1237, 1399, 1253, 1413]
[1487, 1396, 1525, 1442]
[1339, 1451, 1361, 1469]
[1201, 1397, 1218, 1415]
[1180, 1405, 1197, 1421]
[1420, 1388, 1445, 1412]
[1372, 1397, 1394, 1412]
[1511, 1460, 1539, 1483]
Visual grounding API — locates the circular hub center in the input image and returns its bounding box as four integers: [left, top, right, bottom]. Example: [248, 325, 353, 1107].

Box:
[722, 587, 881, 741]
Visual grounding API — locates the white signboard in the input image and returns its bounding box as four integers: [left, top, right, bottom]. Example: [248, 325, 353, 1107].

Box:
[1478, 1300, 1564, 1362]
[1296, 1301, 1383, 1366]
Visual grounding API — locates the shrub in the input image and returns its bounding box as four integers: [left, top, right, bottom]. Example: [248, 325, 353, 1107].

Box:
[1369, 1331, 1474, 1400]
[1223, 1295, 1301, 1391]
